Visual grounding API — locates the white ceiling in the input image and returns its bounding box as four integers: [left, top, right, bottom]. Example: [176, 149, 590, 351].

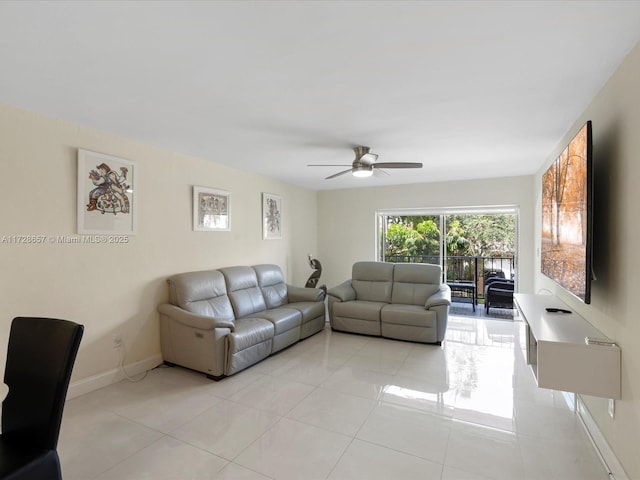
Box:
[2, 1, 640, 191]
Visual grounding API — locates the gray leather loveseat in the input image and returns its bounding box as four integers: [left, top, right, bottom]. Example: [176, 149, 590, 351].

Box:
[328, 261, 451, 344]
[158, 264, 326, 379]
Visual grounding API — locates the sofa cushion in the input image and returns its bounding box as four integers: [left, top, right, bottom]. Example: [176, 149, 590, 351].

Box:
[253, 264, 288, 308]
[381, 304, 437, 328]
[391, 263, 441, 306]
[351, 261, 394, 303]
[226, 317, 274, 375]
[256, 307, 302, 334]
[333, 300, 385, 322]
[228, 317, 274, 353]
[288, 301, 325, 324]
[167, 270, 235, 320]
[220, 266, 267, 318]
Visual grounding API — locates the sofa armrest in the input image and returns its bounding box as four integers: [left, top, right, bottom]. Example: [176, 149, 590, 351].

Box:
[327, 280, 356, 302]
[287, 284, 326, 303]
[158, 304, 235, 331]
[425, 284, 452, 309]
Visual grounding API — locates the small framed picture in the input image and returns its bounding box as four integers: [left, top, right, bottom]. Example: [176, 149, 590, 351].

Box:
[193, 186, 230, 231]
[262, 193, 282, 239]
[77, 149, 138, 235]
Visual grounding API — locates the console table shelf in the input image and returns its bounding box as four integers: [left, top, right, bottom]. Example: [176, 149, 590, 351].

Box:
[514, 293, 621, 399]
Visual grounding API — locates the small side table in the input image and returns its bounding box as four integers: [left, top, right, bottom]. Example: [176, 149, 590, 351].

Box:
[447, 282, 477, 312]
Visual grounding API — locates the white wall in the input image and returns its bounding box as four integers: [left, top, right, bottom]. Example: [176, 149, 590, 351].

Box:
[533, 41, 640, 479]
[0, 103, 318, 385]
[317, 175, 534, 292]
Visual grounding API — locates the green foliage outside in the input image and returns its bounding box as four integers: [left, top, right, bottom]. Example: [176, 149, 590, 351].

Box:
[384, 214, 515, 259]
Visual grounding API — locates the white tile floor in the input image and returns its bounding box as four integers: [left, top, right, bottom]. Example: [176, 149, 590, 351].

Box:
[58, 316, 609, 480]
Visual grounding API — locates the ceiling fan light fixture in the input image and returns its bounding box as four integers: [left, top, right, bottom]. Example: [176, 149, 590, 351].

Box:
[352, 165, 373, 177]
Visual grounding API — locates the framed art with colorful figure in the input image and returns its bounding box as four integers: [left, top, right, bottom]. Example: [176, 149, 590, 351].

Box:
[77, 149, 138, 235]
[262, 192, 282, 239]
[193, 186, 231, 231]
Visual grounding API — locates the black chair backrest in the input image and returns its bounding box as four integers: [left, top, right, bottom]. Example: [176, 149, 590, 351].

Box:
[486, 279, 515, 290]
[484, 270, 505, 282]
[2, 317, 83, 450]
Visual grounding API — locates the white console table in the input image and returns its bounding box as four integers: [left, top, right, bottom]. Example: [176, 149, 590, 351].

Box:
[514, 293, 621, 399]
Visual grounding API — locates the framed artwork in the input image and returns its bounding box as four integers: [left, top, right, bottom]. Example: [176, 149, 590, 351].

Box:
[77, 149, 138, 235]
[262, 193, 282, 239]
[193, 186, 231, 231]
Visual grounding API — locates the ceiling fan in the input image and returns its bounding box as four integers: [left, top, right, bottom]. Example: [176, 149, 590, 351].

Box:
[308, 146, 423, 179]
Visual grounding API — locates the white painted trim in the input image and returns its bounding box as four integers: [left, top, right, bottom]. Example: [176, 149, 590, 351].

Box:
[376, 205, 520, 216]
[577, 395, 628, 480]
[67, 354, 163, 399]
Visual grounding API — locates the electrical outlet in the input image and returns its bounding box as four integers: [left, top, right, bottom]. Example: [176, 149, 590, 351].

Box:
[608, 398, 615, 419]
[112, 334, 123, 349]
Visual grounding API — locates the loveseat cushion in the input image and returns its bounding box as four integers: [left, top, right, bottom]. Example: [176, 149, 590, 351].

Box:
[220, 266, 267, 318]
[391, 263, 441, 306]
[351, 261, 394, 303]
[333, 300, 385, 322]
[381, 309, 439, 344]
[381, 304, 437, 327]
[332, 300, 383, 336]
[167, 270, 235, 320]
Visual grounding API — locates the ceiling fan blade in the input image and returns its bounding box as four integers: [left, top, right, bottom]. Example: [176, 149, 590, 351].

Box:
[325, 168, 354, 179]
[373, 162, 423, 169]
[308, 164, 352, 167]
[374, 168, 391, 176]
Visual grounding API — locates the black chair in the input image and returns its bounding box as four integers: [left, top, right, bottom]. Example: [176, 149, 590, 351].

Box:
[0, 317, 83, 480]
[484, 277, 515, 314]
[483, 270, 505, 283]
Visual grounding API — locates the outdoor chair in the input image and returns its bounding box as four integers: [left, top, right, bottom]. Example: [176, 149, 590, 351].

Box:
[484, 277, 515, 314]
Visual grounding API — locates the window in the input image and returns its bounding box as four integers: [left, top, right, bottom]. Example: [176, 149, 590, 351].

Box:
[376, 207, 518, 300]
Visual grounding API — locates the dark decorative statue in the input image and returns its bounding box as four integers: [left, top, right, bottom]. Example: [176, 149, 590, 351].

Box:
[305, 254, 326, 294]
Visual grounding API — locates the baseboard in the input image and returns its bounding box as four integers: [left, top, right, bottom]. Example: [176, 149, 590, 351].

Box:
[67, 353, 163, 399]
[577, 395, 628, 480]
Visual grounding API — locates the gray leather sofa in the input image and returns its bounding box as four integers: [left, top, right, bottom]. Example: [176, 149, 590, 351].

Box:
[327, 261, 451, 344]
[158, 264, 326, 379]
